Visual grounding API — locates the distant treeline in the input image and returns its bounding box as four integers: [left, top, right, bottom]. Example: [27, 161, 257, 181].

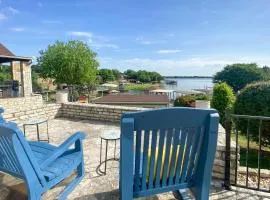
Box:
[164, 76, 213, 78]
[124, 69, 163, 83]
[98, 68, 163, 83]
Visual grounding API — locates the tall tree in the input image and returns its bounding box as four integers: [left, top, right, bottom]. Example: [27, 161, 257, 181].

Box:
[213, 63, 264, 92]
[37, 40, 99, 88]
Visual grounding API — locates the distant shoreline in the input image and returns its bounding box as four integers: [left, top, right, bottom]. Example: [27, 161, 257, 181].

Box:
[164, 76, 213, 79]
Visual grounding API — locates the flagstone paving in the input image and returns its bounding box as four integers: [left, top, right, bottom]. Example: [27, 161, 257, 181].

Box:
[0, 118, 270, 200]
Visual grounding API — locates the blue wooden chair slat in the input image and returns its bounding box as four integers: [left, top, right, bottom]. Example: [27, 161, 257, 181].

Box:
[0, 136, 23, 175]
[148, 129, 157, 189]
[141, 130, 150, 191]
[120, 107, 219, 200]
[192, 127, 205, 176]
[134, 130, 142, 192]
[161, 128, 173, 187]
[174, 130, 188, 184]
[180, 128, 195, 183]
[168, 128, 181, 185]
[186, 127, 204, 181]
[0, 108, 85, 200]
[154, 128, 166, 188]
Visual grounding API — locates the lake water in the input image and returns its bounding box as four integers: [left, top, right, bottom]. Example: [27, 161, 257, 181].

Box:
[162, 78, 213, 91]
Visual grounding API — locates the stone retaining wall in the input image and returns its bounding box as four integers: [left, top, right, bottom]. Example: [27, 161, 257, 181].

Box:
[60, 102, 148, 122]
[0, 95, 61, 126]
[0, 95, 43, 111]
[61, 102, 237, 181]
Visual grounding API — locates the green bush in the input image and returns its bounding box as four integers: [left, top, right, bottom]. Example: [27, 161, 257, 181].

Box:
[211, 83, 235, 125]
[194, 94, 210, 101]
[174, 95, 195, 107]
[234, 81, 270, 146]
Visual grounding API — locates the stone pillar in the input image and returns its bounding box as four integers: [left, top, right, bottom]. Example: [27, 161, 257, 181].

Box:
[11, 61, 21, 81]
[11, 61, 23, 96]
[20, 61, 32, 97]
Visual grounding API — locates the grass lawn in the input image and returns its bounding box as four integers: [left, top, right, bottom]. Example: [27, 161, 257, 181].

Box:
[125, 83, 159, 91]
[231, 134, 270, 169]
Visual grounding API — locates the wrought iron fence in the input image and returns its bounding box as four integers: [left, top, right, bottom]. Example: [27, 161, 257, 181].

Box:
[0, 84, 12, 98]
[224, 113, 270, 192]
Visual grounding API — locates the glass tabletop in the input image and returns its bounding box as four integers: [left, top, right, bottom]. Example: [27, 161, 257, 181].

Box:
[23, 118, 47, 125]
[100, 132, 120, 140]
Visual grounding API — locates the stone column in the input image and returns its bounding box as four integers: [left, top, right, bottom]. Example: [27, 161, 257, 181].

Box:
[20, 61, 32, 97]
[11, 61, 21, 81]
[11, 61, 23, 96]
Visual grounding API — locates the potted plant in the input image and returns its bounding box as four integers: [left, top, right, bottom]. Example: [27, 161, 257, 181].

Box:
[195, 94, 211, 109]
[37, 40, 99, 103]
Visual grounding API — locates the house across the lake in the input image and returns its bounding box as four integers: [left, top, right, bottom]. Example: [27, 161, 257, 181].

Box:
[94, 94, 170, 108]
[149, 89, 176, 101]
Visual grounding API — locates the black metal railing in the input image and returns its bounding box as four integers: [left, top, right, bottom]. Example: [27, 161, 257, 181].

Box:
[0, 84, 12, 98]
[224, 113, 270, 192]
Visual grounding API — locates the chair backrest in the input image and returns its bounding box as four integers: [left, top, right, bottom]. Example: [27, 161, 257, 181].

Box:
[120, 107, 219, 198]
[0, 108, 46, 187]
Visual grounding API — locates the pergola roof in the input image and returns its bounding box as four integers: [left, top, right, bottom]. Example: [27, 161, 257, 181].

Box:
[0, 43, 32, 63]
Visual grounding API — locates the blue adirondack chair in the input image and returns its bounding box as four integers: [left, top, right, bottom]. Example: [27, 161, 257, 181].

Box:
[0, 107, 85, 200]
[120, 107, 219, 200]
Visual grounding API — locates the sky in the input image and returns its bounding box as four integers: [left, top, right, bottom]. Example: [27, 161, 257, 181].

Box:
[1, 0, 270, 76]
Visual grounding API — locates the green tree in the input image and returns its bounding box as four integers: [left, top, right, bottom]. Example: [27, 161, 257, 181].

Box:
[124, 69, 137, 80]
[111, 69, 121, 80]
[37, 40, 99, 88]
[137, 70, 151, 82]
[124, 69, 163, 83]
[98, 69, 115, 82]
[234, 81, 270, 146]
[211, 82, 235, 126]
[213, 63, 264, 92]
[262, 65, 270, 80]
[0, 65, 11, 82]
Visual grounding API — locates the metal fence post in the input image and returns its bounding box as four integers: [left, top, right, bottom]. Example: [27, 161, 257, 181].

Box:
[224, 109, 232, 190]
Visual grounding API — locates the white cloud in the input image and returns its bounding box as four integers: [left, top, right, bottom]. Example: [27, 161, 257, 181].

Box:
[42, 20, 63, 24]
[0, 13, 7, 21]
[68, 31, 93, 38]
[10, 27, 24, 32]
[156, 49, 182, 54]
[91, 43, 119, 49]
[136, 36, 165, 45]
[7, 6, 19, 14]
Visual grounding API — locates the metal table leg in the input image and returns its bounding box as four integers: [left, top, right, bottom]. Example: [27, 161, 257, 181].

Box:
[36, 124, 40, 141]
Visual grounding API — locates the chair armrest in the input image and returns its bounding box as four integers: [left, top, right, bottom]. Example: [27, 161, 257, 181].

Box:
[40, 131, 86, 170]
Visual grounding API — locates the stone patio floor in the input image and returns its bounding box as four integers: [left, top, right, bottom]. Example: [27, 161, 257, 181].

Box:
[0, 118, 270, 200]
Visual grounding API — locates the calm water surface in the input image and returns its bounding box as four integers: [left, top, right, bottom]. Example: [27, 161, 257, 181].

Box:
[163, 78, 213, 91]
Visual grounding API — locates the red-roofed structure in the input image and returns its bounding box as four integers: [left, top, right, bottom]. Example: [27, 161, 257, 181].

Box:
[94, 94, 170, 108]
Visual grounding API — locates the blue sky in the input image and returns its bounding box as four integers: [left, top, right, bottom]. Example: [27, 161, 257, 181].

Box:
[1, 0, 270, 76]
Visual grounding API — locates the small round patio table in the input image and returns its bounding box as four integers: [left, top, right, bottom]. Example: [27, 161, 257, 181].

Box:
[23, 119, 49, 143]
[99, 131, 120, 175]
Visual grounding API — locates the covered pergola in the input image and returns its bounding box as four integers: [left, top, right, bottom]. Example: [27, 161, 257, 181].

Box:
[0, 43, 32, 97]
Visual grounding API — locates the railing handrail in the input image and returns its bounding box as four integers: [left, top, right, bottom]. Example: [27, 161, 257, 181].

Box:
[230, 114, 270, 120]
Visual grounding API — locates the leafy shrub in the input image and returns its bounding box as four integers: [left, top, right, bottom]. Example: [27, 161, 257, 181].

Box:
[213, 63, 264, 92]
[194, 94, 210, 101]
[211, 83, 235, 125]
[174, 95, 195, 107]
[234, 81, 270, 146]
